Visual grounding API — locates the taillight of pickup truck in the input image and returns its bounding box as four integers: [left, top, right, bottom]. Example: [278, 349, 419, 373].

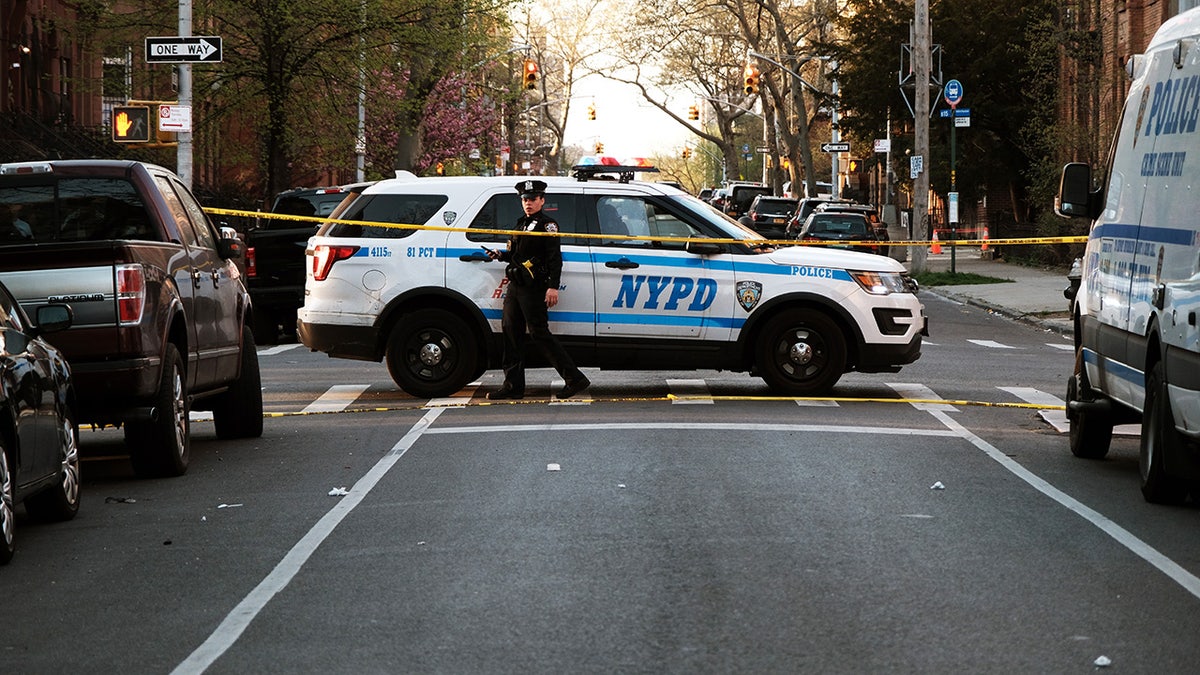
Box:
[311, 244, 359, 281]
[115, 263, 145, 325]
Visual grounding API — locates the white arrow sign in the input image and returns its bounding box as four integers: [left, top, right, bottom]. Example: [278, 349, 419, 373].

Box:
[145, 36, 223, 63]
[821, 142, 850, 153]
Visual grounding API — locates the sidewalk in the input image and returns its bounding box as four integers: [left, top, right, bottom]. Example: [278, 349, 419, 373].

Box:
[904, 248, 1075, 336]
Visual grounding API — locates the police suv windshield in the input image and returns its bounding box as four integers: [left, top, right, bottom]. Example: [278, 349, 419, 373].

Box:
[670, 193, 768, 242]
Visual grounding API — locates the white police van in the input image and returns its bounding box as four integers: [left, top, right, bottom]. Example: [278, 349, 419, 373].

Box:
[1057, 8, 1200, 502]
[297, 166, 926, 398]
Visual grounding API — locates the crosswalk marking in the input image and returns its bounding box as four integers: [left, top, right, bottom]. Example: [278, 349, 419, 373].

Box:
[887, 382, 960, 411]
[1000, 386, 1068, 432]
[258, 343, 301, 356]
[796, 398, 839, 407]
[666, 378, 713, 404]
[967, 339, 1019, 349]
[303, 384, 370, 413]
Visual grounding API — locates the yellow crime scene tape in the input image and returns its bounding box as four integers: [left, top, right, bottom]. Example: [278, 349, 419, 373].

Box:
[191, 206, 1074, 417]
[204, 206, 1088, 248]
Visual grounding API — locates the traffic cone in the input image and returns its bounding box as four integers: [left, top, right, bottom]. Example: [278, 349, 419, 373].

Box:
[931, 229, 942, 254]
[980, 226, 989, 252]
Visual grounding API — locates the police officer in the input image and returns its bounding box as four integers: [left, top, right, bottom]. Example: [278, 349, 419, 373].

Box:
[485, 179, 590, 400]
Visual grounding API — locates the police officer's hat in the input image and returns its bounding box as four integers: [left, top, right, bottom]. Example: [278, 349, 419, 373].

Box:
[516, 179, 547, 198]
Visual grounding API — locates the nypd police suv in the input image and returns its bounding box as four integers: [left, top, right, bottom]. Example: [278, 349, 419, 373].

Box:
[1057, 7, 1200, 503]
[297, 166, 926, 398]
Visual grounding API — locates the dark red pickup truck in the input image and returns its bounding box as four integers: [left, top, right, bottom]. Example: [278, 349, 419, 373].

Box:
[0, 160, 263, 477]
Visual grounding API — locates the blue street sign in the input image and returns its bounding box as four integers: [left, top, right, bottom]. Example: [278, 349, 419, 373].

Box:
[945, 79, 963, 107]
[955, 107, 971, 117]
[939, 109, 951, 118]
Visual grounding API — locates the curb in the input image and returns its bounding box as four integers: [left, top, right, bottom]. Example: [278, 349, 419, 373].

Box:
[924, 287, 1074, 338]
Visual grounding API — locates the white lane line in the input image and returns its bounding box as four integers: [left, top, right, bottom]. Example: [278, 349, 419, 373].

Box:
[1000, 386, 1069, 433]
[173, 407, 446, 675]
[302, 384, 369, 414]
[887, 382, 959, 412]
[1046, 343, 1075, 351]
[258, 344, 301, 356]
[423, 422, 959, 438]
[928, 409, 1200, 602]
[667, 378, 713, 404]
[968, 339, 1019, 349]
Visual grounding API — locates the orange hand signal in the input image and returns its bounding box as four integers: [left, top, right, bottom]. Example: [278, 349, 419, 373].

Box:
[116, 111, 133, 137]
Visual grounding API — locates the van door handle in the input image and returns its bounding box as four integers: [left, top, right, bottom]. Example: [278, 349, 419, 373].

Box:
[605, 257, 639, 269]
[459, 252, 490, 262]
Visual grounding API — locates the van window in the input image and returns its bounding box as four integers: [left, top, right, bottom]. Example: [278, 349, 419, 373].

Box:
[467, 193, 582, 245]
[325, 194, 448, 239]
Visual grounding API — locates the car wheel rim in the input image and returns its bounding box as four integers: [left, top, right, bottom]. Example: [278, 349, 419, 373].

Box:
[1, 454, 13, 549]
[775, 327, 826, 381]
[60, 418, 80, 507]
[171, 366, 187, 455]
[406, 329, 456, 382]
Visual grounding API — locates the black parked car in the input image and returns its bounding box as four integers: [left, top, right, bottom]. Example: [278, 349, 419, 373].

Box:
[793, 211, 883, 255]
[0, 281, 78, 565]
[739, 195, 798, 239]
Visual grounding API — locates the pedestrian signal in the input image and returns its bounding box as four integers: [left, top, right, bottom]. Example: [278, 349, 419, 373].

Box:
[112, 106, 151, 142]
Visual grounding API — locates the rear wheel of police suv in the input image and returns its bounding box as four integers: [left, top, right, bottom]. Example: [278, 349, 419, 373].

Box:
[1066, 348, 1113, 459]
[386, 308, 479, 399]
[214, 326, 264, 439]
[756, 308, 846, 396]
[126, 344, 190, 478]
[1140, 361, 1191, 504]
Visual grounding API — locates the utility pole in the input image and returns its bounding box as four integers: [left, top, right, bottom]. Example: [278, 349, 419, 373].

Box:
[910, 0, 931, 273]
[177, 0, 193, 189]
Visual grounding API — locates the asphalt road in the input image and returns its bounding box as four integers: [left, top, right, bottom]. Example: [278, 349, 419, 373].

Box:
[4, 294, 1199, 674]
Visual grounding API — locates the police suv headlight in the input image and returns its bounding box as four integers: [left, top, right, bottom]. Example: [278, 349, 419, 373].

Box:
[849, 270, 911, 295]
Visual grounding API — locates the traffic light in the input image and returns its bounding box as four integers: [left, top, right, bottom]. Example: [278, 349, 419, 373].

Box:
[111, 106, 151, 142]
[523, 59, 539, 90]
[744, 63, 760, 95]
[682, 148, 692, 159]
[587, 103, 596, 121]
[594, 141, 604, 154]
[688, 104, 699, 121]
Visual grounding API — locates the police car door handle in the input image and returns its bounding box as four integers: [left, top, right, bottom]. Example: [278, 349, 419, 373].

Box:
[605, 257, 639, 269]
[460, 251, 491, 262]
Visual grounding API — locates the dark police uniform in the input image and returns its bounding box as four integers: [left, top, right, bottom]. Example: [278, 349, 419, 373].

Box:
[488, 180, 589, 400]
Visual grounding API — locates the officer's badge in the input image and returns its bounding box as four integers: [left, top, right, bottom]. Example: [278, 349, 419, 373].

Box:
[524, 180, 534, 192]
[736, 280, 763, 312]
[545, 222, 558, 233]
[442, 211, 457, 225]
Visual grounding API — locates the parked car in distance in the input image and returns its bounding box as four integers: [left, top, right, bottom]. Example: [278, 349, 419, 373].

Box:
[793, 211, 883, 255]
[785, 197, 854, 237]
[740, 195, 798, 239]
[247, 184, 371, 343]
[813, 202, 886, 238]
[0, 281, 78, 565]
[722, 183, 772, 218]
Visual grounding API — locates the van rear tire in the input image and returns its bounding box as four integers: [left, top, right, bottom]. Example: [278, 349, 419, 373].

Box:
[1140, 361, 1190, 504]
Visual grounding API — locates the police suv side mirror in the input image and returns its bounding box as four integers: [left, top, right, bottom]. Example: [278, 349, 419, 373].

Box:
[1056, 162, 1098, 219]
[685, 238, 723, 256]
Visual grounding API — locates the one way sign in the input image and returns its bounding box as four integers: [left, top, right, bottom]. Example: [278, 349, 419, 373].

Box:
[145, 36, 223, 63]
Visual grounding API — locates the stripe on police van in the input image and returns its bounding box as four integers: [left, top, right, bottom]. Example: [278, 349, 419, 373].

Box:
[1090, 222, 1198, 246]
